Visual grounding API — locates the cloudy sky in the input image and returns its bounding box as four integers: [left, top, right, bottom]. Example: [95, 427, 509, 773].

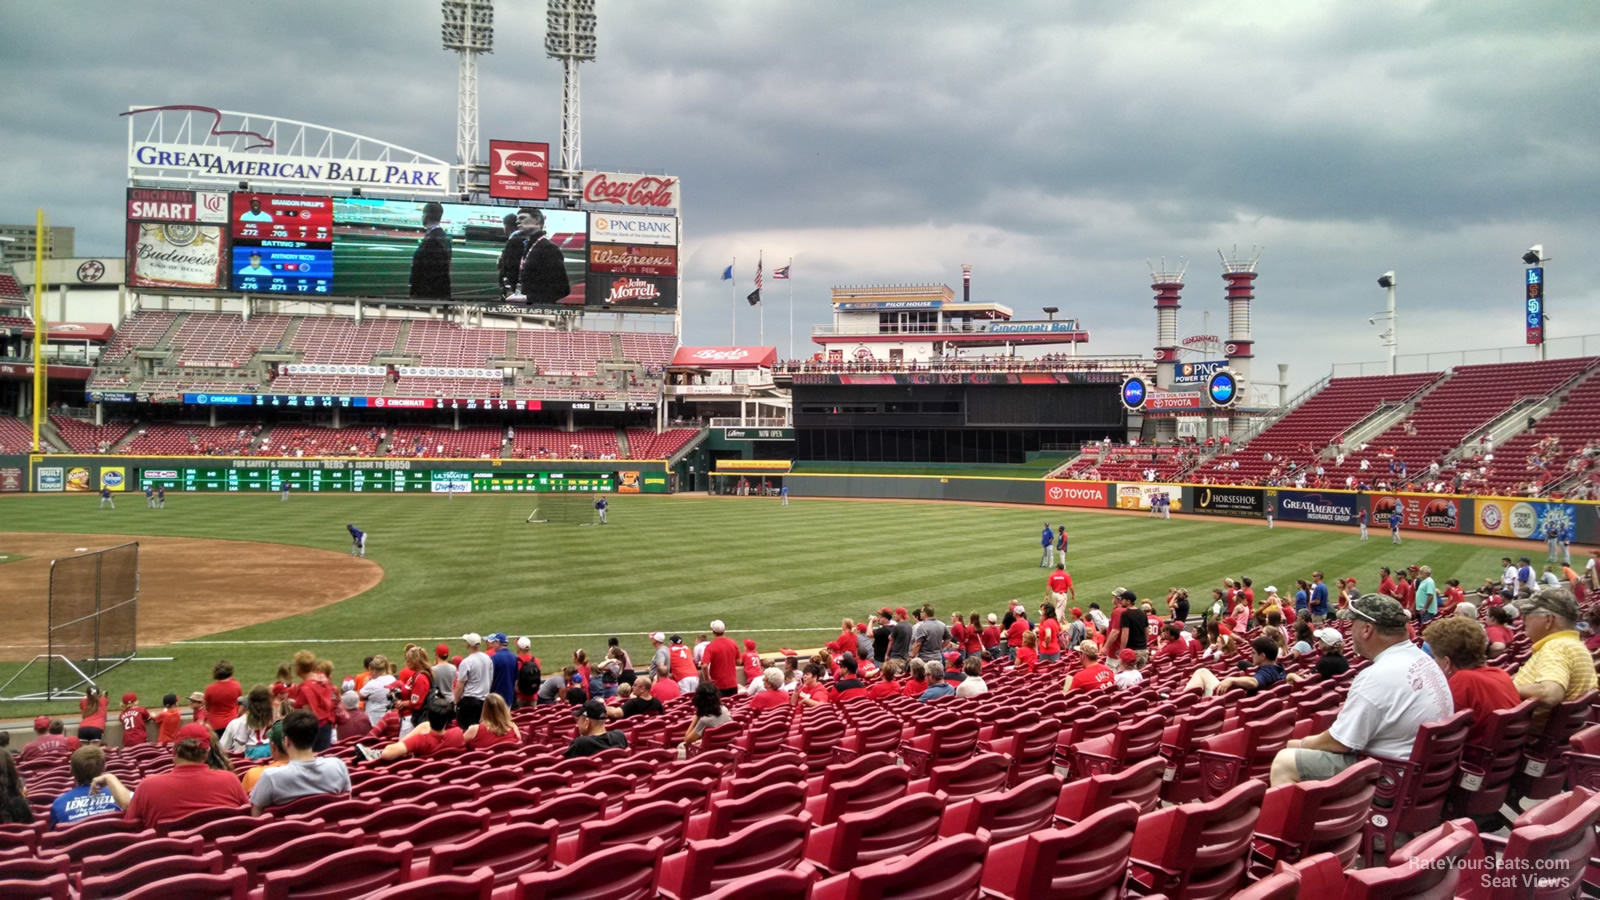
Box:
[2, 1, 1596, 394]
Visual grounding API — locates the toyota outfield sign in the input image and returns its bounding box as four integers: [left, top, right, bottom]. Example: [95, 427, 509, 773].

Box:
[1044, 480, 1110, 508]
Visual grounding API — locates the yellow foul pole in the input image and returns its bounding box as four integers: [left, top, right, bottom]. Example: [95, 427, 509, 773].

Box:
[31, 208, 45, 452]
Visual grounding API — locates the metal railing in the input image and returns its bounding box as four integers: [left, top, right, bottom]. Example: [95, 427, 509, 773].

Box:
[1331, 333, 1600, 378]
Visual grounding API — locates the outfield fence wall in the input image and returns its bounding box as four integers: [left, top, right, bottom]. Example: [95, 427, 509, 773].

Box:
[788, 474, 1599, 547]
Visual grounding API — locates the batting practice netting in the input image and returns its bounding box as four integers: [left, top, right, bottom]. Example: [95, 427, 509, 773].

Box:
[525, 492, 598, 525]
[0, 542, 139, 701]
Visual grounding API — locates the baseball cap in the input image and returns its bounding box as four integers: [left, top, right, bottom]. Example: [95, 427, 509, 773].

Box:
[121, 691, 138, 703]
[649, 631, 666, 643]
[462, 632, 483, 647]
[669, 635, 683, 645]
[1313, 627, 1343, 647]
[32, 715, 49, 731]
[878, 607, 893, 617]
[516, 636, 531, 650]
[1118, 649, 1137, 665]
[488, 632, 507, 645]
[987, 613, 998, 623]
[176, 723, 213, 747]
[1070, 607, 1082, 618]
[710, 620, 726, 634]
[895, 607, 907, 618]
[271, 683, 290, 697]
[574, 699, 608, 720]
[188, 691, 206, 703]
[744, 639, 756, 651]
[856, 622, 867, 633]
[1265, 586, 1278, 594]
[1516, 587, 1579, 623]
[1339, 594, 1410, 628]
[435, 643, 450, 658]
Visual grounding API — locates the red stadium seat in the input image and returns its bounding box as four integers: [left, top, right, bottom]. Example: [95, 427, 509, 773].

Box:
[1159, 706, 1228, 804]
[1251, 757, 1381, 873]
[715, 764, 807, 801]
[37, 815, 138, 853]
[260, 842, 414, 900]
[509, 791, 606, 835]
[621, 777, 713, 814]
[1195, 707, 1297, 800]
[365, 866, 495, 900]
[805, 791, 944, 873]
[79, 849, 226, 900]
[835, 717, 902, 762]
[0, 854, 69, 882]
[1069, 713, 1165, 777]
[658, 812, 812, 899]
[1466, 787, 1600, 899]
[42, 827, 152, 864]
[512, 837, 665, 900]
[79, 835, 204, 883]
[804, 765, 910, 825]
[377, 809, 490, 859]
[154, 804, 250, 836]
[805, 751, 897, 796]
[170, 812, 277, 846]
[0, 873, 71, 900]
[1230, 869, 1302, 900]
[700, 862, 820, 900]
[908, 751, 1011, 798]
[235, 829, 362, 880]
[413, 784, 478, 808]
[427, 821, 560, 883]
[213, 818, 322, 865]
[810, 831, 990, 900]
[286, 796, 380, 826]
[686, 781, 806, 841]
[939, 772, 1063, 842]
[1128, 779, 1267, 899]
[899, 718, 979, 777]
[1054, 756, 1165, 824]
[1511, 691, 1597, 805]
[556, 799, 691, 864]
[119, 866, 250, 900]
[1359, 709, 1474, 866]
[1447, 699, 1540, 818]
[979, 801, 1140, 900]
[1347, 818, 1480, 899]
[982, 718, 1060, 786]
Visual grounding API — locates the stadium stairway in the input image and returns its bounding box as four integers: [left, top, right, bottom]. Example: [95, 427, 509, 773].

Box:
[615, 427, 631, 457]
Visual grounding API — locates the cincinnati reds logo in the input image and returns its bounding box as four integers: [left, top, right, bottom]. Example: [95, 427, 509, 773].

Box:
[76, 260, 105, 283]
[1225, 343, 1238, 355]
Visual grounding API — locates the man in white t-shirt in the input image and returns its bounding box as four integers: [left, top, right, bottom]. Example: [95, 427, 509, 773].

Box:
[1269, 594, 1453, 786]
[1501, 557, 1519, 596]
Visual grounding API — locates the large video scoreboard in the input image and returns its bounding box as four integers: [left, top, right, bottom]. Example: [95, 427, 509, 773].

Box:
[136, 467, 615, 494]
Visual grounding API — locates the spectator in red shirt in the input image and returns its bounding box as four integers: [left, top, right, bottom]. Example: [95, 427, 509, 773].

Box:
[1155, 624, 1189, 660]
[463, 695, 521, 749]
[741, 640, 764, 686]
[93, 724, 249, 829]
[1065, 642, 1113, 693]
[1048, 564, 1075, 605]
[795, 663, 831, 708]
[981, 615, 1002, 655]
[901, 659, 929, 698]
[117, 692, 150, 747]
[151, 694, 184, 744]
[288, 650, 338, 752]
[1423, 616, 1521, 744]
[1484, 606, 1515, 657]
[204, 660, 243, 740]
[1005, 607, 1029, 660]
[962, 613, 984, 659]
[1438, 580, 1467, 618]
[19, 717, 80, 763]
[1037, 605, 1063, 663]
[868, 660, 904, 699]
[748, 669, 792, 711]
[701, 620, 741, 698]
[1378, 567, 1398, 600]
[78, 686, 109, 743]
[364, 695, 465, 763]
[188, 691, 209, 729]
[1014, 630, 1039, 673]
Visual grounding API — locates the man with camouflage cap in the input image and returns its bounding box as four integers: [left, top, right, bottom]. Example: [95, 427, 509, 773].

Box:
[1514, 587, 1597, 716]
[1268, 594, 1453, 786]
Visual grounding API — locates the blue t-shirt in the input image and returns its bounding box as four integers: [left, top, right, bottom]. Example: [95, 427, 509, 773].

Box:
[49, 785, 121, 829]
[917, 683, 956, 702]
[1294, 590, 1308, 611]
[1253, 664, 1286, 690]
[1310, 583, 1329, 613]
[1041, 528, 1053, 547]
[490, 648, 519, 705]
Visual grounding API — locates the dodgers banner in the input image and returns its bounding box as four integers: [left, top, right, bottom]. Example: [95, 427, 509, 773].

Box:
[1270, 489, 1357, 525]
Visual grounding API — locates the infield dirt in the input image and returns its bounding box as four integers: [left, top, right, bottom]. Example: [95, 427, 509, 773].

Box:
[0, 532, 382, 660]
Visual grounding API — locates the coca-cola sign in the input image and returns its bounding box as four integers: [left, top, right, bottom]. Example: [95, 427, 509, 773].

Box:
[587, 272, 678, 310]
[589, 242, 677, 276]
[581, 172, 680, 210]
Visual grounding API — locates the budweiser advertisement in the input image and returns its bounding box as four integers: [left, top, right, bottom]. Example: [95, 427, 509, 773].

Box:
[488, 140, 550, 201]
[670, 346, 778, 369]
[581, 172, 680, 210]
[588, 213, 678, 247]
[1044, 480, 1110, 508]
[586, 272, 678, 310]
[589, 242, 677, 276]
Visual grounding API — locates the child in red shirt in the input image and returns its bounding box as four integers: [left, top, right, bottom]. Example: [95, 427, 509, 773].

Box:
[117, 692, 151, 746]
[152, 693, 184, 744]
[1014, 631, 1039, 673]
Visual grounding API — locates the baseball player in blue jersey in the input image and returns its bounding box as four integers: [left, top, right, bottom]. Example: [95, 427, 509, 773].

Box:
[1390, 499, 1404, 545]
[595, 497, 608, 525]
[156, 485, 165, 508]
[145, 485, 155, 508]
[347, 523, 366, 557]
[1039, 523, 1054, 567]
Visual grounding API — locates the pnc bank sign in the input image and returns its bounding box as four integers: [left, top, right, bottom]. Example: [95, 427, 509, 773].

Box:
[1045, 481, 1109, 508]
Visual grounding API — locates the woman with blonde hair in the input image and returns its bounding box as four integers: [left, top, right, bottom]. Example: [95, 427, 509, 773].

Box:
[463, 694, 521, 749]
[359, 655, 397, 726]
[394, 645, 433, 731]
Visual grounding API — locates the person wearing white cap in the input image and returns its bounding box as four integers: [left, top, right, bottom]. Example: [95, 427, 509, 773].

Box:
[648, 632, 670, 680]
[702, 620, 740, 698]
[1287, 627, 1350, 683]
[452, 633, 493, 729]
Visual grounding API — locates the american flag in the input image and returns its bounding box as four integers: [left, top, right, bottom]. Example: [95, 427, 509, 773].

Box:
[754, 259, 763, 292]
[773, 265, 790, 280]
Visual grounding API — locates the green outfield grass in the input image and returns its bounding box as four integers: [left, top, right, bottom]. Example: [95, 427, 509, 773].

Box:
[0, 493, 1512, 717]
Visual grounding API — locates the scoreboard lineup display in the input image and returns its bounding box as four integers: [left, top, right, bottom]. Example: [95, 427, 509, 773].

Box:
[136, 467, 615, 494]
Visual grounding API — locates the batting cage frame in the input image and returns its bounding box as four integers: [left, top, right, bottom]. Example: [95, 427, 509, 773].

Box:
[0, 542, 140, 702]
[524, 492, 600, 525]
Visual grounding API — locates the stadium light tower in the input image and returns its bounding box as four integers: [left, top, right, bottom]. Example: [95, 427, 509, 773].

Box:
[1374, 271, 1397, 375]
[546, 0, 597, 196]
[442, 0, 494, 194]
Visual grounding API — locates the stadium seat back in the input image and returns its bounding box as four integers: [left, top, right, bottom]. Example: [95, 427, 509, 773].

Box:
[1361, 709, 1473, 866]
[940, 772, 1062, 843]
[260, 841, 414, 900]
[377, 808, 491, 857]
[364, 866, 495, 900]
[805, 791, 945, 872]
[214, 818, 323, 866]
[809, 831, 990, 900]
[1498, 788, 1600, 899]
[427, 821, 559, 883]
[1130, 778, 1266, 899]
[1055, 756, 1165, 824]
[512, 837, 664, 900]
[1513, 691, 1598, 804]
[689, 781, 806, 841]
[1252, 757, 1382, 871]
[979, 802, 1139, 900]
[623, 776, 713, 814]
[1450, 698, 1540, 817]
[807, 765, 910, 825]
[510, 791, 606, 835]
[1348, 819, 1479, 899]
[923, 751, 1011, 798]
[565, 799, 691, 862]
[79, 835, 204, 882]
[722, 763, 807, 800]
[79, 849, 226, 900]
[236, 829, 363, 880]
[1160, 705, 1227, 803]
[658, 812, 811, 899]
[700, 862, 820, 900]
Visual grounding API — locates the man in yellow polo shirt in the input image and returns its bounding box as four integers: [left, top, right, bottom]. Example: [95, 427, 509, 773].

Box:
[1513, 588, 1597, 720]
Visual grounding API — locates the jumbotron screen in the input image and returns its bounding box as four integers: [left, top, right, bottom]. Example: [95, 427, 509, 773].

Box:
[125, 188, 591, 304]
[135, 467, 615, 493]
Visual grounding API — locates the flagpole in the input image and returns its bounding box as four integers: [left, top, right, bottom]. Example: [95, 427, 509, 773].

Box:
[758, 250, 765, 347]
[729, 256, 736, 344]
[787, 256, 794, 360]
